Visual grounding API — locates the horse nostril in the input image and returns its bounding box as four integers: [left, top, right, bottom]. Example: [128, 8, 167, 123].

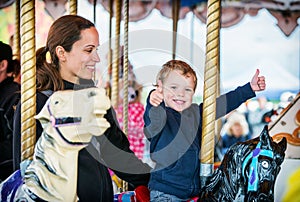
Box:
[258, 193, 272, 202]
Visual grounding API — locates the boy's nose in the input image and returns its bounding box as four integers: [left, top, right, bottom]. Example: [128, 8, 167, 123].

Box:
[177, 89, 185, 97]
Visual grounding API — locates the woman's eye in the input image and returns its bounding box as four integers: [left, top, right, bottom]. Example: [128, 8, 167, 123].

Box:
[185, 88, 193, 92]
[170, 86, 176, 90]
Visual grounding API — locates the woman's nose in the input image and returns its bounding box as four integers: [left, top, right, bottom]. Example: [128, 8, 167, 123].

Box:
[92, 51, 100, 62]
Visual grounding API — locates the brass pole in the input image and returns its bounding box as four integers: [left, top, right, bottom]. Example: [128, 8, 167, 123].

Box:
[172, 0, 180, 60]
[14, 0, 20, 60]
[200, 0, 221, 188]
[122, 0, 129, 136]
[122, 0, 129, 192]
[106, 0, 113, 98]
[69, 0, 77, 15]
[111, 0, 121, 108]
[20, 0, 36, 162]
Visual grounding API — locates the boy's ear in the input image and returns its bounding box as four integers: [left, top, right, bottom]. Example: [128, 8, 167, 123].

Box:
[157, 80, 163, 93]
[55, 46, 66, 61]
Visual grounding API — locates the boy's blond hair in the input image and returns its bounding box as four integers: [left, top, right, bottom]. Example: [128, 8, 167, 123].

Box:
[156, 60, 197, 91]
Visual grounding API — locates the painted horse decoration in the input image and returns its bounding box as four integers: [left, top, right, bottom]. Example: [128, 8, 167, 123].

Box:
[198, 125, 287, 202]
[0, 88, 111, 202]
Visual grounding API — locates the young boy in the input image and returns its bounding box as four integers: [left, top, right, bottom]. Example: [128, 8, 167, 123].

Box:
[143, 59, 265, 201]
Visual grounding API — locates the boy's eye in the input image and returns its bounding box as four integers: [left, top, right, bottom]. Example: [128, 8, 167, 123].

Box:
[185, 88, 193, 92]
[170, 86, 177, 90]
[86, 49, 93, 53]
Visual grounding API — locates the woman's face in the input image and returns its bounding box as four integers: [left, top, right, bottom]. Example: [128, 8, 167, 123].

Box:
[59, 27, 100, 83]
[231, 122, 244, 137]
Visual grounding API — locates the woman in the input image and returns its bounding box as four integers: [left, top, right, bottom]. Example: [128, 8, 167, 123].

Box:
[221, 111, 251, 155]
[13, 15, 150, 202]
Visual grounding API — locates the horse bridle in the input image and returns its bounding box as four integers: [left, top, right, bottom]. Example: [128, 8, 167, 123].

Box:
[46, 101, 89, 145]
[242, 142, 274, 192]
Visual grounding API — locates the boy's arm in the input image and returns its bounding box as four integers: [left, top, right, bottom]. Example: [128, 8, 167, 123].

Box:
[215, 69, 265, 119]
[143, 90, 166, 140]
[216, 82, 255, 119]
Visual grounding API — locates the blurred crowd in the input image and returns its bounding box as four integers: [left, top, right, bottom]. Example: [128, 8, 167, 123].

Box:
[219, 91, 297, 158]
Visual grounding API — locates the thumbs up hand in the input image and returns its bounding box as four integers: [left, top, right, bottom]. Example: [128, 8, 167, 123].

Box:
[250, 69, 266, 92]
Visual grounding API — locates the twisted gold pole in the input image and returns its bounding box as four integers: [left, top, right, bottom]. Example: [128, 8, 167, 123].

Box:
[106, 0, 113, 98]
[122, 0, 129, 136]
[20, 0, 36, 162]
[111, 0, 121, 108]
[14, 0, 20, 60]
[69, 0, 77, 15]
[200, 0, 221, 187]
[172, 0, 180, 60]
[122, 0, 129, 192]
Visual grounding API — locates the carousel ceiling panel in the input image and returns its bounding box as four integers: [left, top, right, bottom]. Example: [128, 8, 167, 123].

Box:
[89, 0, 300, 37]
[1, 0, 299, 36]
[0, 0, 14, 9]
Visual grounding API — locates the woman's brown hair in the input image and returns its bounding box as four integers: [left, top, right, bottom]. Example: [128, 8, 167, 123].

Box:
[36, 15, 95, 91]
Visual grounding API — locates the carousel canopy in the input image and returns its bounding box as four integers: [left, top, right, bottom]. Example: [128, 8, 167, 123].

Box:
[92, 0, 300, 37]
[1, 0, 299, 36]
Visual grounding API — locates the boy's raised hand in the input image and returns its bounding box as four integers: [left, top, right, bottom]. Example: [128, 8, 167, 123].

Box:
[250, 69, 266, 92]
[150, 80, 164, 107]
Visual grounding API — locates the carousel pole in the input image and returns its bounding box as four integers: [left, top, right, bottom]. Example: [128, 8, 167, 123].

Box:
[93, 0, 97, 82]
[14, 0, 20, 60]
[69, 0, 77, 15]
[172, 0, 180, 60]
[20, 0, 36, 166]
[106, 0, 113, 97]
[93, 0, 97, 24]
[200, 0, 221, 188]
[122, 0, 129, 192]
[122, 0, 129, 136]
[111, 0, 122, 108]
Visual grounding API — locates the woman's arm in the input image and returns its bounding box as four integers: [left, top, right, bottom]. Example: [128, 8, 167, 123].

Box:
[97, 108, 151, 187]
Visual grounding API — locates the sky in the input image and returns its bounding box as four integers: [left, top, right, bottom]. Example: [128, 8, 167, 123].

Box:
[80, 1, 300, 100]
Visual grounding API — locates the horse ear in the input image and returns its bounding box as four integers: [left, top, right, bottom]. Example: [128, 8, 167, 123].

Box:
[278, 137, 287, 153]
[259, 125, 272, 149]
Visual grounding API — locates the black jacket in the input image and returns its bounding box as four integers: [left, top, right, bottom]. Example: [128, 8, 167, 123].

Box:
[13, 79, 150, 201]
[144, 83, 255, 199]
[0, 77, 20, 180]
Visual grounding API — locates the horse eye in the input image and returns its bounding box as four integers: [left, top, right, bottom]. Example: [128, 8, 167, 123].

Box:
[261, 160, 269, 168]
[54, 101, 59, 105]
[88, 91, 96, 97]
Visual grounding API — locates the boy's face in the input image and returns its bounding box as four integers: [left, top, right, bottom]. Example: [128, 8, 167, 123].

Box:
[162, 70, 195, 112]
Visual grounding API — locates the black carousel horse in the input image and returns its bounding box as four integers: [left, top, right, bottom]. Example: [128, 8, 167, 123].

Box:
[198, 125, 287, 202]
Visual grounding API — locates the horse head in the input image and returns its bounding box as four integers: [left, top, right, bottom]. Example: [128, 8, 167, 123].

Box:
[240, 125, 287, 201]
[35, 87, 111, 149]
[199, 125, 287, 202]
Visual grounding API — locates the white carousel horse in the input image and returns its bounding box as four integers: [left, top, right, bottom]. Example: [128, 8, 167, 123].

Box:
[0, 87, 111, 202]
